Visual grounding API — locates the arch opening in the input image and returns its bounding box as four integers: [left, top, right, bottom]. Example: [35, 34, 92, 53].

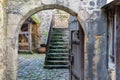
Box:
[16, 4, 81, 36]
[11, 4, 85, 80]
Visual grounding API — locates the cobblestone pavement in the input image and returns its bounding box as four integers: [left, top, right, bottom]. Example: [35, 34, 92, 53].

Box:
[18, 54, 69, 80]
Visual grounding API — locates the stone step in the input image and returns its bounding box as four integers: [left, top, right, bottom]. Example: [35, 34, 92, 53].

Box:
[52, 29, 69, 33]
[49, 45, 68, 47]
[52, 32, 69, 35]
[49, 49, 69, 51]
[44, 28, 69, 69]
[47, 53, 69, 57]
[50, 42, 69, 44]
[50, 42, 68, 45]
[45, 60, 69, 65]
[49, 51, 69, 53]
[49, 45, 68, 49]
[50, 38, 69, 40]
[51, 37, 69, 40]
[47, 57, 69, 60]
[49, 49, 69, 53]
[52, 30, 69, 33]
[44, 65, 69, 69]
[50, 39, 69, 42]
[51, 36, 68, 38]
[52, 33, 69, 36]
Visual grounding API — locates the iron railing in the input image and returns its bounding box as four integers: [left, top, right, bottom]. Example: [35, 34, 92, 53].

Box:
[45, 15, 53, 60]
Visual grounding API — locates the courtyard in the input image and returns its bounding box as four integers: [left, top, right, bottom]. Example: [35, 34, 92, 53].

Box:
[0, 0, 118, 80]
[18, 53, 69, 80]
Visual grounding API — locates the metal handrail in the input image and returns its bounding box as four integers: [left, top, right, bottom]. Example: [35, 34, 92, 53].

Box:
[45, 15, 53, 56]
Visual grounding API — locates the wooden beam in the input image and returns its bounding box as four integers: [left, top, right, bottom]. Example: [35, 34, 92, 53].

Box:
[19, 43, 29, 46]
[18, 50, 30, 52]
[19, 32, 29, 34]
[28, 23, 32, 52]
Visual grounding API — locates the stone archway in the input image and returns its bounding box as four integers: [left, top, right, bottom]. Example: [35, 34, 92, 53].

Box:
[6, 0, 109, 80]
[7, 3, 84, 80]
[15, 4, 82, 36]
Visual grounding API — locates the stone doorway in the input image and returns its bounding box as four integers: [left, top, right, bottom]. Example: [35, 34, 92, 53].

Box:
[7, 3, 85, 80]
[17, 9, 72, 80]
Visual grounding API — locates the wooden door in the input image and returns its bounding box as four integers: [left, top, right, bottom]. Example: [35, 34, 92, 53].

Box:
[69, 24, 84, 80]
[115, 6, 120, 80]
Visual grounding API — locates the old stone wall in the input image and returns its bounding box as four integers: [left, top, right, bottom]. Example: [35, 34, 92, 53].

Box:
[0, 0, 6, 80]
[33, 10, 69, 47]
[52, 10, 70, 28]
[5, 0, 109, 80]
[37, 10, 53, 46]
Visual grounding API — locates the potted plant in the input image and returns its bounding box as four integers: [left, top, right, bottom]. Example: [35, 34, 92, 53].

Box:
[37, 44, 46, 53]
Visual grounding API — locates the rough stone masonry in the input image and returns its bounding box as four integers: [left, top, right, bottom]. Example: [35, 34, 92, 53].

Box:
[0, 0, 7, 80]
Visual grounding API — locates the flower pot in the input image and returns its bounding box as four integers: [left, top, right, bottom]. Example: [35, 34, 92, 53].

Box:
[37, 47, 46, 53]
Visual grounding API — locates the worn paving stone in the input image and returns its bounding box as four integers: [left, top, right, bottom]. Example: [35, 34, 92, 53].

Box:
[18, 54, 69, 80]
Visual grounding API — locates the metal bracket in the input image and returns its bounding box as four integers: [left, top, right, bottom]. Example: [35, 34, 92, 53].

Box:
[72, 40, 80, 45]
[69, 54, 74, 63]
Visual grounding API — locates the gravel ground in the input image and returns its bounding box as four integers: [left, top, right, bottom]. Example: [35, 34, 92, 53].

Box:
[18, 54, 69, 80]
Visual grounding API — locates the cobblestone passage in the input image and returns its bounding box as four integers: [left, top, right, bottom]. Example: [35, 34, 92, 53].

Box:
[18, 54, 69, 80]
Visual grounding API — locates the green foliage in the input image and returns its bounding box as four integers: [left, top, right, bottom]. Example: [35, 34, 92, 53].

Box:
[44, 31, 48, 36]
[31, 15, 41, 24]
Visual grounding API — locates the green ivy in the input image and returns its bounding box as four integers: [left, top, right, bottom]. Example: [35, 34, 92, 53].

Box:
[31, 15, 41, 24]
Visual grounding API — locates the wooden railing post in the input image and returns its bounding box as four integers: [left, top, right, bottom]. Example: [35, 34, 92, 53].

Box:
[28, 23, 32, 52]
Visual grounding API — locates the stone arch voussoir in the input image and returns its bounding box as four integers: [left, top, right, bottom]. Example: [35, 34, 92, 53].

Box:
[15, 4, 84, 38]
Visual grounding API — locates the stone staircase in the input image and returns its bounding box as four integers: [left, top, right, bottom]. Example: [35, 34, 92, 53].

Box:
[44, 28, 69, 69]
